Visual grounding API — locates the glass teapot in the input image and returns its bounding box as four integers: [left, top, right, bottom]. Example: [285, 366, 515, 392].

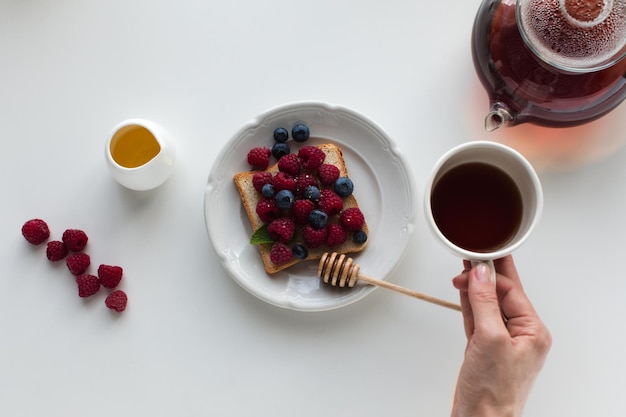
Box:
[472, 0, 626, 131]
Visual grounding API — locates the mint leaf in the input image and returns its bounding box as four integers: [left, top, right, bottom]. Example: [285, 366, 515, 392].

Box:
[250, 224, 274, 244]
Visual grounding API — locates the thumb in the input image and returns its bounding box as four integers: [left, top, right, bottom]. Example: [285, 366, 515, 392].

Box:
[467, 263, 506, 334]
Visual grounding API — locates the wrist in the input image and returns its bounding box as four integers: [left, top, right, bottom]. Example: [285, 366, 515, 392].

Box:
[452, 402, 519, 417]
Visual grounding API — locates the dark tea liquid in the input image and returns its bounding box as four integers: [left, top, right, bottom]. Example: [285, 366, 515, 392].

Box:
[431, 162, 523, 253]
[472, 0, 626, 127]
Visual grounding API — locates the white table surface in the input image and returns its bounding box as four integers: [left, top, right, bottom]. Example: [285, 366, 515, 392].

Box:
[2, 1, 626, 416]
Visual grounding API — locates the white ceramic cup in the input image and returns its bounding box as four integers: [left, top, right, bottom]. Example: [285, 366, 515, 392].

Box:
[424, 141, 543, 280]
[105, 119, 176, 191]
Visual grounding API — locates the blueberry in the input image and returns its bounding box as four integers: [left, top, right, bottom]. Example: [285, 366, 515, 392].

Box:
[303, 185, 321, 201]
[272, 142, 290, 159]
[334, 177, 354, 197]
[273, 127, 289, 143]
[292, 124, 310, 142]
[261, 183, 275, 198]
[292, 243, 308, 259]
[275, 189, 295, 210]
[353, 230, 368, 244]
[308, 209, 328, 229]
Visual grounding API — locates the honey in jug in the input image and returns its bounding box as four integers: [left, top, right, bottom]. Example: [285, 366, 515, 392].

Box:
[110, 125, 161, 168]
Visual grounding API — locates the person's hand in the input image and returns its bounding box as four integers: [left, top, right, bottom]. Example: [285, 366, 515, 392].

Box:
[450, 256, 551, 417]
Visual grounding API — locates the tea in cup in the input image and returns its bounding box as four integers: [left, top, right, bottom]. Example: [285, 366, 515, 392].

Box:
[105, 119, 176, 191]
[424, 141, 543, 279]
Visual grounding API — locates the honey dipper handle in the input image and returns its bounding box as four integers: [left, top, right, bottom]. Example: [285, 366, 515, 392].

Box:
[357, 273, 462, 312]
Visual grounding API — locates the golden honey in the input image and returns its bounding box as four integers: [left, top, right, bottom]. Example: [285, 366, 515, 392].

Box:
[110, 125, 161, 168]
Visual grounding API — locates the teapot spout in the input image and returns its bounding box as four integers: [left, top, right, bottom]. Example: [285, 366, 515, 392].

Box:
[485, 103, 513, 132]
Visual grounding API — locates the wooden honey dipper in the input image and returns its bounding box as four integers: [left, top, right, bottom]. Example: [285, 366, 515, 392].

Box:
[318, 252, 462, 312]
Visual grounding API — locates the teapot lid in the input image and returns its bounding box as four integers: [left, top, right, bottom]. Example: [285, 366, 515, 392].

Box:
[517, 0, 626, 72]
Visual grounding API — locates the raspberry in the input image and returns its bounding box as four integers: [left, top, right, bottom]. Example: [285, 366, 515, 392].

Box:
[66, 252, 90, 275]
[318, 189, 343, 215]
[247, 147, 271, 169]
[298, 146, 326, 170]
[272, 171, 296, 192]
[317, 164, 341, 185]
[302, 225, 328, 248]
[292, 199, 314, 225]
[269, 242, 293, 265]
[46, 240, 68, 262]
[105, 290, 128, 312]
[62, 229, 88, 252]
[267, 218, 296, 243]
[294, 173, 319, 196]
[252, 171, 273, 192]
[21, 219, 50, 245]
[98, 264, 123, 289]
[76, 274, 100, 298]
[277, 153, 301, 175]
[340, 207, 365, 231]
[326, 223, 348, 247]
[256, 198, 281, 223]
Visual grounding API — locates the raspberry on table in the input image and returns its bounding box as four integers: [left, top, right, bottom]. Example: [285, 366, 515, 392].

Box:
[298, 146, 326, 170]
[105, 290, 128, 312]
[62, 229, 88, 252]
[326, 223, 348, 247]
[302, 225, 328, 248]
[269, 242, 293, 265]
[277, 153, 302, 175]
[340, 207, 365, 232]
[272, 172, 296, 192]
[256, 198, 281, 223]
[252, 171, 273, 192]
[21, 218, 50, 245]
[98, 264, 123, 289]
[318, 189, 343, 215]
[317, 164, 341, 185]
[76, 274, 100, 298]
[46, 240, 68, 262]
[247, 147, 271, 170]
[267, 218, 296, 243]
[66, 252, 91, 275]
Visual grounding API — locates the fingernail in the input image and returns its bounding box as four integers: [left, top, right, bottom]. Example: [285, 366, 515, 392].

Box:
[474, 263, 491, 282]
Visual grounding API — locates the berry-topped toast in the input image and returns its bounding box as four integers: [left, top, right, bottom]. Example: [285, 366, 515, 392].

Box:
[234, 143, 368, 274]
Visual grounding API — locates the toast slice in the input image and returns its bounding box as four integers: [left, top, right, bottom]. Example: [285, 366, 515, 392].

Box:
[234, 143, 368, 274]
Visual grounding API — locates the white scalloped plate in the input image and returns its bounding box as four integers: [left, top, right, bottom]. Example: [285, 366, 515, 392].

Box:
[204, 102, 417, 311]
